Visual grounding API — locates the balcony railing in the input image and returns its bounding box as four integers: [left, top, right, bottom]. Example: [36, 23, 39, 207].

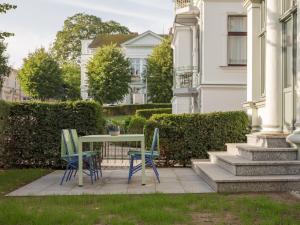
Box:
[175, 0, 192, 9]
[174, 66, 199, 89]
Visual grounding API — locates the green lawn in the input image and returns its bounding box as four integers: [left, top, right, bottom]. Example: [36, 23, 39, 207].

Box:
[0, 169, 300, 225]
[105, 115, 132, 123]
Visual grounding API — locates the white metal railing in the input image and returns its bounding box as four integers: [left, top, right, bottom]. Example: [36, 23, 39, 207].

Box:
[175, 0, 191, 9]
[174, 66, 199, 89]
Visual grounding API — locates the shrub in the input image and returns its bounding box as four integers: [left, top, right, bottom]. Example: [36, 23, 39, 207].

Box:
[103, 103, 172, 116]
[0, 101, 104, 168]
[127, 116, 147, 134]
[145, 111, 249, 166]
[0, 100, 10, 166]
[136, 108, 172, 119]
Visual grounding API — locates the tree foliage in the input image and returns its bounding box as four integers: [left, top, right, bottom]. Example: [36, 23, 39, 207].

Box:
[51, 13, 130, 64]
[0, 42, 10, 87]
[146, 37, 173, 103]
[87, 44, 131, 104]
[18, 48, 63, 100]
[61, 63, 81, 100]
[0, 3, 17, 40]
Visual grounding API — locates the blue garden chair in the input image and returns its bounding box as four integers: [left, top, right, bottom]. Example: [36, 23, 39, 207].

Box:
[60, 129, 101, 185]
[69, 129, 102, 179]
[128, 128, 160, 183]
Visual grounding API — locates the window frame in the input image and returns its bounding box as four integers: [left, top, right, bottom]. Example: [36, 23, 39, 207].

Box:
[227, 15, 247, 67]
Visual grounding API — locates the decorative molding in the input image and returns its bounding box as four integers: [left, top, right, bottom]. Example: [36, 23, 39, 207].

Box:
[243, 0, 261, 9]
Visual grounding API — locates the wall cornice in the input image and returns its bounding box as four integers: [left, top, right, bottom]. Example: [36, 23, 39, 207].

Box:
[243, 0, 261, 9]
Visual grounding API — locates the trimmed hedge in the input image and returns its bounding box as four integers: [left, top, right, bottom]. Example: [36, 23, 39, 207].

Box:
[136, 108, 172, 119]
[103, 103, 171, 116]
[0, 101, 10, 164]
[0, 101, 104, 169]
[145, 111, 249, 166]
[127, 116, 147, 134]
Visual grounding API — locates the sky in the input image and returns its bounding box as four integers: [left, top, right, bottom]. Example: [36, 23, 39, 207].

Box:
[0, 0, 174, 68]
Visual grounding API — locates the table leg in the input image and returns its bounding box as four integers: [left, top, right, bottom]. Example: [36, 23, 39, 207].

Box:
[141, 139, 146, 185]
[78, 140, 83, 187]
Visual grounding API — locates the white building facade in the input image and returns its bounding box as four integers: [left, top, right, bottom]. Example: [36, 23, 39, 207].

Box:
[0, 69, 27, 102]
[172, 0, 247, 114]
[244, 0, 300, 136]
[80, 31, 163, 104]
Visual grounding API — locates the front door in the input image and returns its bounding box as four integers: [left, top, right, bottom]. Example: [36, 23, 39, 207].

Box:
[283, 14, 296, 132]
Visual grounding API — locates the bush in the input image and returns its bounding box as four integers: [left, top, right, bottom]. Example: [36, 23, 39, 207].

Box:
[0, 101, 104, 169]
[145, 111, 249, 166]
[136, 108, 172, 119]
[0, 100, 10, 164]
[103, 103, 172, 116]
[127, 116, 147, 134]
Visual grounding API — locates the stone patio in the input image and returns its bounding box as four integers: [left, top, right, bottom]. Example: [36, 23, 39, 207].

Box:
[7, 168, 214, 196]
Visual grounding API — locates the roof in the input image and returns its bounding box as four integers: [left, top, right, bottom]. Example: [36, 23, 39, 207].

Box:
[88, 33, 139, 49]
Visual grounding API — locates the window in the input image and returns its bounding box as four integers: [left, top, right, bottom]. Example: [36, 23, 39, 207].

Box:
[130, 58, 141, 77]
[282, 0, 295, 13]
[227, 15, 247, 66]
[130, 58, 147, 78]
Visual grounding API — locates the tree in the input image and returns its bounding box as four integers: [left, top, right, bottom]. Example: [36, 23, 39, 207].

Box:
[0, 42, 10, 87]
[87, 44, 131, 104]
[0, 3, 16, 89]
[61, 63, 81, 100]
[146, 37, 173, 103]
[0, 3, 17, 40]
[18, 48, 63, 100]
[51, 13, 130, 64]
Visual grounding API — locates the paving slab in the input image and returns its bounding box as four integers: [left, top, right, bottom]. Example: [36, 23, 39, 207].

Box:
[7, 168, 214, 196]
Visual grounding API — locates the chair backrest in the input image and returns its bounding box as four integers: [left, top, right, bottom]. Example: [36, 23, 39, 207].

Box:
[150, 128, 159, 155]
[69, 129, 79, 154]
[61, 129, 76, 158]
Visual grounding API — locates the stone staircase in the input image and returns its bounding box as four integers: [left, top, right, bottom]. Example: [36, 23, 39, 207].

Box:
[192, 133, 300, 192]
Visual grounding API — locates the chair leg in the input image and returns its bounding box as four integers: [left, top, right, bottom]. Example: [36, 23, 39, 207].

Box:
[60, 165, 69, 185]
[150, 159, 160, 183]
[68, 169, 74, 181]
[128, 157, 134, 184]
[99, 158, 103, 177]
[66, 167, 73, 182]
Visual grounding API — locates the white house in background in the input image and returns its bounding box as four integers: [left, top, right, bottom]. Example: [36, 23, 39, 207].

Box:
[172, 0, 247, 114]
[244, 0, 300, 135]
[0, 69, 27, 102]
[80, 31, 164, 104]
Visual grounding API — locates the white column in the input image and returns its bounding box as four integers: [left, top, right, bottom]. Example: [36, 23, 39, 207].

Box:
[294, 0, 300, 131]
[262, 0, 282, 132]
[244, 0, 261, 131]
[244, 0, 261, 102]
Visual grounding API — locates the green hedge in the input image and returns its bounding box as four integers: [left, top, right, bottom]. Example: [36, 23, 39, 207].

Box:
[145, 111, 249, 166]
[136, 108, 172, 119]
[103, 103, 172, 116]
[0, 101, 104, 169]
[0, 101, 10, 164]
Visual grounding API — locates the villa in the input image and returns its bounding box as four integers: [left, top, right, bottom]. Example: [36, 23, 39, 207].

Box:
[192, 0, 300, 192]
[80, 31, 164, 105]
[171, 0, 247, 114]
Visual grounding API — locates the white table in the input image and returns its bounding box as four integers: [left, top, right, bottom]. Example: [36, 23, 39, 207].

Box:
[78, 134, 146, 186]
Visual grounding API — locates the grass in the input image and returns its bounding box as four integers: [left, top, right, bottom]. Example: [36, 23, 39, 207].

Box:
[105, 115, 132, 123]
[0, 170, 300, 225]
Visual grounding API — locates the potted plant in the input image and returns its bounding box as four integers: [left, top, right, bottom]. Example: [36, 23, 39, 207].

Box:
[106, 120, 120, 136]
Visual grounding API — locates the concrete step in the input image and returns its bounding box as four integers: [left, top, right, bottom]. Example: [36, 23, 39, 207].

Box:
[225, 143, 247, 155]
[246, 133, 291, 148]
[214, 154, 300, 176]
[236, 145, 298, 161]
[192, 160, 300, 193]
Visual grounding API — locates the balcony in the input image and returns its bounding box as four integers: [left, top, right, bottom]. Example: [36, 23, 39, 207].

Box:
[173, 66, 199, 95]
[175, 0, 191, 9]
[174, 0, 199, 25]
